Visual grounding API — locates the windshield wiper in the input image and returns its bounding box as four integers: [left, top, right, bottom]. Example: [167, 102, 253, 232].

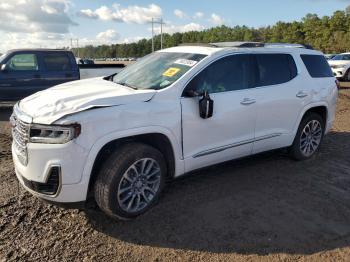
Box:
[116, 82, 138, 90]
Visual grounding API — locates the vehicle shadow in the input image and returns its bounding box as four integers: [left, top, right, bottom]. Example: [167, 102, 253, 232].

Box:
[85, 131, 350, 255]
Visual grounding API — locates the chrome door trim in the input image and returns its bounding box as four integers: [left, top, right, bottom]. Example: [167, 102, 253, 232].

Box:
[193, 133, 282, 158]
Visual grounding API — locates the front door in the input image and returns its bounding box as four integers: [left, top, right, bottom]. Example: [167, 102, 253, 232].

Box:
[181, 54, 257, 172]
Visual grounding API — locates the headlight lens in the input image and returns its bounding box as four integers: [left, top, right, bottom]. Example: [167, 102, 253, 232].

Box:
[29, 124, 81, 144]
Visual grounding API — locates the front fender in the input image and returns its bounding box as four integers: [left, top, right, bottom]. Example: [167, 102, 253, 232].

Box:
[78, 125, 185, 198]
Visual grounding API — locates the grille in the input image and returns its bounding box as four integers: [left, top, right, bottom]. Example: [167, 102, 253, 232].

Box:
[11, 114, 30, 166]
[22, 166, 60, 195]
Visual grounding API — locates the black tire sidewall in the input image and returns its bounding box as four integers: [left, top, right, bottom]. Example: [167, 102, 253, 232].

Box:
[343, 69, 350, 82]
[95, 143, 167, 219]
[290, 113, 325, 160]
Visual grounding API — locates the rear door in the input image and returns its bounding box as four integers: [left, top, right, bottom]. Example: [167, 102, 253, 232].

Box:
[41, 52, 79, 87]
[0, 52, 44, 101]
[252, 53, 311, 154]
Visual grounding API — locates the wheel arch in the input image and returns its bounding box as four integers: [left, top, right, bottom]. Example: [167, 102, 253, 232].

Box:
[84, 129, 180, 199]
[293, 103, 329, 138]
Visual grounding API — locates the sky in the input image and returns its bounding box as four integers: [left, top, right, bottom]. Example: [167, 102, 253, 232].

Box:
[0, 0, 349, 53]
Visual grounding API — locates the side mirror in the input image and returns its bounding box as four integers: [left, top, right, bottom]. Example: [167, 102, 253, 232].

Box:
[199, 90, 214, 119]
[1, 64, 8, 72]
[183, 88, 200, 97]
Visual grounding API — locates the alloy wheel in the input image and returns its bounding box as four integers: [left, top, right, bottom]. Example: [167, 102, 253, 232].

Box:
[117, 158, 161, 213]
[299, 120, 323, 157]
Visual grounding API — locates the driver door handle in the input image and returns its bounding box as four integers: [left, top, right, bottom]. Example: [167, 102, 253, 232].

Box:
[240, 98, 256, 105]
[296, 91, 308, 98]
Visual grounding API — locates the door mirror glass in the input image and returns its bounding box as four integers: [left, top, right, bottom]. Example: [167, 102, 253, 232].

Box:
[199, 90, 214, 119]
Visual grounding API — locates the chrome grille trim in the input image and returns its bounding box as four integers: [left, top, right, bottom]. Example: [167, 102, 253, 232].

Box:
[11, 104, 31, 166]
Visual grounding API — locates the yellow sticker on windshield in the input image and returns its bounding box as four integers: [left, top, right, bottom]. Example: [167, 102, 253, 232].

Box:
[163, 67, 181, 77]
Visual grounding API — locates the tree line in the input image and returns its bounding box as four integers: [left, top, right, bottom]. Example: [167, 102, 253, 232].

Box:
[73, 8, 350, 58]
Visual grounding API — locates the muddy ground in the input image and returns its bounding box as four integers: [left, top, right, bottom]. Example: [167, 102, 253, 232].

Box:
[1, 90, 350, 261]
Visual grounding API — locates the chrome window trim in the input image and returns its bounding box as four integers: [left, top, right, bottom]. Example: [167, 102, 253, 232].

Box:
[193, 133, 282, 158]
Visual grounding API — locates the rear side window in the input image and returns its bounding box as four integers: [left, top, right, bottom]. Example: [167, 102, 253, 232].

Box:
[301, 55, 333, 78]
[43, 53, 72, 71]
[255, 54, 297, 87]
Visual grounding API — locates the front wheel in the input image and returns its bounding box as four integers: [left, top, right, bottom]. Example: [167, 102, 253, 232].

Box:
[342, 69, 350, 82]
[94, 143, 166, 220]
[289, 113, 325, 160]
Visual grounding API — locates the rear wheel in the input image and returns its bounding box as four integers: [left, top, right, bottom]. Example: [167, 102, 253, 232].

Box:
[94, 143, 166, 220]
[289, 113, 324, 160]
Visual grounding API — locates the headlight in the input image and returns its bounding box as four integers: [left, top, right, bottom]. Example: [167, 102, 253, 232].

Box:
[29, 124, 81, 144]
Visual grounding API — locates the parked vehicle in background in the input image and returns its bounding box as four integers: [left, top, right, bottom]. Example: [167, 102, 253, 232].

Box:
[0, 49, 79, 104]
[0, 50, 128, 104]
[76, 58, 94, 65]
[78, 63, 124, 79]
[325, 54, 336, 60]
[11, 42, 338, 220]
[328, 53, 350, 80]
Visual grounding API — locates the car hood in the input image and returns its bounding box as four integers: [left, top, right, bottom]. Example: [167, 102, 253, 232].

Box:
[328, 60, 350, 67]
[19, 77, 156, 124]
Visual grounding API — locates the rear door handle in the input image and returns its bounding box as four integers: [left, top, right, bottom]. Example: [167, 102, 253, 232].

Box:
[33, 74, 41, 79]
[296, 91, 308, 98]
[240, 98, 256, 105]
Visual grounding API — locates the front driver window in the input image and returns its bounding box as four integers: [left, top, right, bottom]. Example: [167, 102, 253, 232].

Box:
[184, 54, 252, 95]
[6, 54, 38, 71]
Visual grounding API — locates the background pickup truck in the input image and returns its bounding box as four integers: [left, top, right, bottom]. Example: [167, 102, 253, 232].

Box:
[0, 49, 124, 105]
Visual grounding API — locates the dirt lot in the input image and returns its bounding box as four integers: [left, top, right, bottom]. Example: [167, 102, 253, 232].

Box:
[1, 89, 350, 261]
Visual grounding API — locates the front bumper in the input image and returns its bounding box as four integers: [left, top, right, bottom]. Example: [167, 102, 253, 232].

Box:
[12, 141, 90, 203]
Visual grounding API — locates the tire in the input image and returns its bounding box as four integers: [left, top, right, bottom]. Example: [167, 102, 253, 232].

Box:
[94, 143, 167, 220]
[289, 112, 325, 161]
[342, 69, 350, 82]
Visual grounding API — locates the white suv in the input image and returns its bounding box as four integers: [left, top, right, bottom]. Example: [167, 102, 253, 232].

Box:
[328, 52, 350, 80]
[11, 43, 338, 219]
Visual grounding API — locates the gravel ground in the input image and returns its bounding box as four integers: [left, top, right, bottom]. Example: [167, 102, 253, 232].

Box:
[1, 90, 350, 261]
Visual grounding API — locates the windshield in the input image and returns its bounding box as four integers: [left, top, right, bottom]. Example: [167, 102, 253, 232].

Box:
[331, 54, 350, 61]
[113, 52, 207, 90]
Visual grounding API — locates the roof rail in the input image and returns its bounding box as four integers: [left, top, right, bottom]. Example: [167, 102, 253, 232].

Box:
[264, 43, 314, 50]
[211, 42, 264, 48]
[178, 42, 314, 50]
[178, 43, 215, 47]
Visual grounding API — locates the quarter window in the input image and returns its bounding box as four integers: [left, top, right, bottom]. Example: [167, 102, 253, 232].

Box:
[43, 53, 72, 71]
[6, 54, 38, 71]
[184, 54, 252, 95]
[255, 54, 297, 87]
[301, 55, 333, 78]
